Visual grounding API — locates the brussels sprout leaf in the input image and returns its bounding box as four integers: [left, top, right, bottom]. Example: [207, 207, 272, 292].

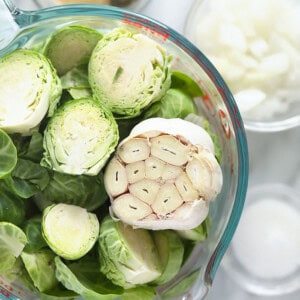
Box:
[0, 129, 17, 178]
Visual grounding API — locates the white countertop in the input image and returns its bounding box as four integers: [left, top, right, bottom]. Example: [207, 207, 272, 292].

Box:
[7, 0, 300, 299]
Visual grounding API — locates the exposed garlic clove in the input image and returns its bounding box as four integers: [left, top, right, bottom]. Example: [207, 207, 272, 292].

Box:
[130, 118, 214, 153]
[150, 135, 189, 166]
[161, 164, 183, 181]
[131, 200, 209, 230]
[175, 172, 199, 202]
[129, 179, 160, 205]
[151, 183, 183, 215]
[126, 160, 145, 183]
[186, 149, 223, 201]
[136, 130, 162, 139]
[104, 158, 128, 198]
[145, 156, 165, 180]
[118, 137, 150, 163]
[112, 193, 152, 223]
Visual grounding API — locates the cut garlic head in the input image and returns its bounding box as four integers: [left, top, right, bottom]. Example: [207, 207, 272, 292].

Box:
[104, 118, 223, 230]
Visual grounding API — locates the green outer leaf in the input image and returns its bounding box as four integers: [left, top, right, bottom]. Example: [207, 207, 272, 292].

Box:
[41, 98, 119, 176]
[0, 188, 25, 225]
[151, 230, 184, 285]
[61, 65, 90, 89]
[22, 217, 47, 253]
[143, 88, 197, 119]
[44, 25, 103, 76]
[35, 171, 107, 212]
[0, 257, 36, 292]
[122, 285, 156, 300]
[171, 71, 204, 97]
[20, 132, 44, 163]
[21, 249, 58, 292]
[4, 159, 50, 198]
[55, 256, 122, 300]
[0, 129, 17, 178]
[161, 270, 200, 300]
[39, 283, 78, 300]
[0, 222, 27, 272]
[176, 217, 211, 242]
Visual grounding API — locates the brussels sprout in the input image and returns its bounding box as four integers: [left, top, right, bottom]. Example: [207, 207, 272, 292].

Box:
[0, 188, 25, 225]
[0, 49, 62, 134]
[42, 204, 100, 260]
[35, 171, 107, 211]
[0, 222, 27, 272]
[143, 88, 197, 119]
[151, 230, 184, 285]
[41, 98, 119, 176]
[21, 249, 58, 292]
[0, 129, 17, 178]
[89, 28, 172, 117]
[98, 216, 162, 287]
[44, 25, 103, 75]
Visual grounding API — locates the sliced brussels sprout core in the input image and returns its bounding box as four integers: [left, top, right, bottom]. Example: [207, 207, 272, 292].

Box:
[89, 28, 172, 117]
[98, 216, 162, 287]
[41, 98, 119, 175]
[0, 49, 62, 134]
[152, 230, 184, 285]
[105, 118, 223, 230]
[0, 222, 27, 272]
[44, 25, 102, 75]
[42, 204, 100, 260]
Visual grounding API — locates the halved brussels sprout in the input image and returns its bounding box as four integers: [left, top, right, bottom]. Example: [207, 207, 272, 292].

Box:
[44, 25, 103, 75]
[0, 49, 62, 134]
[89, 28, 172, 117]
[42, 204, 99, 260]
[98, 216, 162, 287]
[41, 98, 119, 176]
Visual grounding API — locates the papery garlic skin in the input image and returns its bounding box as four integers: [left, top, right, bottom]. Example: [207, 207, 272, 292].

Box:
[104, 118, 222, 230]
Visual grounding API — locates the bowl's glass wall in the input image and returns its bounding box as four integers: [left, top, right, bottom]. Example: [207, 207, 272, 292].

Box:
[0, 5, 248, 299]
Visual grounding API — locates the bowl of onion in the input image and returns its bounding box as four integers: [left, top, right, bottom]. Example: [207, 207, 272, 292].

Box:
[185, 0, 300, 132]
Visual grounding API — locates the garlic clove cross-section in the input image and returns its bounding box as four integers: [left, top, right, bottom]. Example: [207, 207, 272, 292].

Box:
[104, 118, 223, 230]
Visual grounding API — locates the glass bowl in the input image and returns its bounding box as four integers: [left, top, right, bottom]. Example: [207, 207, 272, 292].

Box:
[184, 0, 300, 132]
[0, 0, 248, 299]
[30, 0, 149, 12]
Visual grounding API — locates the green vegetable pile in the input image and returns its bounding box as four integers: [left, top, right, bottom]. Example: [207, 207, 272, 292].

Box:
[0, 25, 219, 299]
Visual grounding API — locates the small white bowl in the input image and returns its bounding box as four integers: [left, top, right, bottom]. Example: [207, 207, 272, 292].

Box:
[222, 182, 300, 296]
